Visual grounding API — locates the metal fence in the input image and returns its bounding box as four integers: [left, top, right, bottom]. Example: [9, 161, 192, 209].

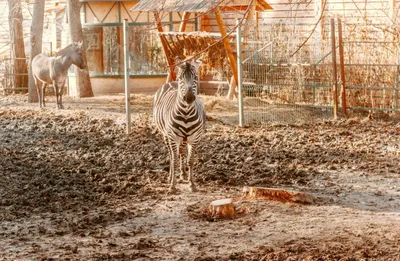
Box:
[0, 42, 55, 95]
[342, 40, 400, 113]
[0, 57, 29, 94]
[238, 21, 335, 125]
[83, 24, 167, 76]
[237, 19, 400, 126]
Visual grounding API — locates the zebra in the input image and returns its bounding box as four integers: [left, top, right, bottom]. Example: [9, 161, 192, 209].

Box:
[153, 58, 206, 193]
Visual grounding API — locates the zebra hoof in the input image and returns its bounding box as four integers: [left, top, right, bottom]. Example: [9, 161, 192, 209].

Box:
[189, 185, 197, 192]
[168, 186, 177, 194]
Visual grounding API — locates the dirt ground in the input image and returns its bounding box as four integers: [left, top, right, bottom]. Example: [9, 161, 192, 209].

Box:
[0, 94, 399, 261]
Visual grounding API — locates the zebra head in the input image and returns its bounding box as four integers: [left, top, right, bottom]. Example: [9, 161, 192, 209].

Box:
[176, 59, 202, 105]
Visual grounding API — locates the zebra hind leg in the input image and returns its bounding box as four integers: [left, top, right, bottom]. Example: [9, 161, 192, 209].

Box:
[187, 143, 197, 192]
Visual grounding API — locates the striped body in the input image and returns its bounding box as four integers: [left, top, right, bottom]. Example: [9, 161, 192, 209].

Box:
[153, 60, 205, 192]
[154, 82, 205, 144]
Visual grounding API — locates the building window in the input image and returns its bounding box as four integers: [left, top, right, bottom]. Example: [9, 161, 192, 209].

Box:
[83, 24, 167, 76]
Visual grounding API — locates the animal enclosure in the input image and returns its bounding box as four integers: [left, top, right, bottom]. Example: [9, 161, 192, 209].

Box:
[236, 19, 400, 125]
[0, 94, 399, 260]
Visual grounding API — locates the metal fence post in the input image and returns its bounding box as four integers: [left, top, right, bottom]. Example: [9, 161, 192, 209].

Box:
[236, 19, 244, 127]
[330, 18, 339, 120]
[338, 18, 347, 115]
[395, 43, 399, 116]
[123, 19, 131, 134]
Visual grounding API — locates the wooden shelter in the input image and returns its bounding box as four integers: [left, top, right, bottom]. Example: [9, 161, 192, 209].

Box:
[76, 0, 180, 94]
[130, 0, 272, 86]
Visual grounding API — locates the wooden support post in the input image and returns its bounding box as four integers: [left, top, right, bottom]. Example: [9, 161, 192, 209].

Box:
[154, 12, 176, 82]
[255, 10, 259, 40]
[330, 18, 338, 120]
[242, 2, 257, 44]
[179, 12, 190, 32]
[338, 18, 347, 116]
[214, 8, 238, 86]
[317, 0, 326, 40]
[389, 0, 396, 25]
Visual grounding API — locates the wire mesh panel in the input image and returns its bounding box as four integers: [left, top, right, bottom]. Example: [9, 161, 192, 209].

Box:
[342, 40, 400, 113]
[240, 21, 334, 126]
[83, 25, 167, 76]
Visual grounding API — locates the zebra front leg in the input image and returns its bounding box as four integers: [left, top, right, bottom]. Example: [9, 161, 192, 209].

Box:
[187, 143, 197, 192]
[164, 136, 173, 183]
[168, 140, 179, 193]
[179, 142, 187, 180]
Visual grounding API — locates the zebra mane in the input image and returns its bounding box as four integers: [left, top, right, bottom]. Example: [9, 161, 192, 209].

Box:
[183, 62, 193, 78]
[176, 62, 192, 81]
[185, 62, 191, 71]
[175, 58, 201, 81]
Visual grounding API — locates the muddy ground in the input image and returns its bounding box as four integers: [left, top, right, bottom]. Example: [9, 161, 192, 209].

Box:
[0, 94, 399, 261]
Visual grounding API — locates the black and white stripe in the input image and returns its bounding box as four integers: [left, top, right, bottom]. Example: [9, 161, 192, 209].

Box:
[153, 59, 205, 192]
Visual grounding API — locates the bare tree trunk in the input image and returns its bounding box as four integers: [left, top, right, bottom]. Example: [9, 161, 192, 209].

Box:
[8, 0, 28, 93]
[28, 0, 45, 103]
[67, 0, 94, 98]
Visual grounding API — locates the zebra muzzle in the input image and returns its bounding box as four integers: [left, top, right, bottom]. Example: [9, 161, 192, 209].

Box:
[185, 91, 195, 104]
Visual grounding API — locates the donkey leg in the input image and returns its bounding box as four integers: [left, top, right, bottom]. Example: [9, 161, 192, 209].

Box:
[58, 81, 65, 109]
[34, 77, 42, 108]
[42, 83, 47, 107]
[53, 81, 60, 109]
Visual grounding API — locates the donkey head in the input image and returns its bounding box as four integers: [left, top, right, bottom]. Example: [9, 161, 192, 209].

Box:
[175, 57, 202, 105]
[70, 41, 86, 70]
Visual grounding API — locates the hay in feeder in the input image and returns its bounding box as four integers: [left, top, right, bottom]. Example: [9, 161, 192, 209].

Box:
[159, 31, 232, 77]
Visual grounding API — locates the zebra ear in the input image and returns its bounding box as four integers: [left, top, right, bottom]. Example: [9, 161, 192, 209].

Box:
[175, 57, 186, 70]
[191, 59, 202, 68]
[174, 57, 186, 74]
[76, 41, 83, 49]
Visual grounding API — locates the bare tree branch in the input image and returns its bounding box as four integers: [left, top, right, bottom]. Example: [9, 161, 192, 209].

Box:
[290, 0, 327, 57]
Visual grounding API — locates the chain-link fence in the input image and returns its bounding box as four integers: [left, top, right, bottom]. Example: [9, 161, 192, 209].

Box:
[238, 19, 400, 126]
[239, 21, 334, 125]
[83, 25, 167, 76]
[341, 39, 400, 113]
[0, 57, 29, 94]
[0, 42, 54, 95]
